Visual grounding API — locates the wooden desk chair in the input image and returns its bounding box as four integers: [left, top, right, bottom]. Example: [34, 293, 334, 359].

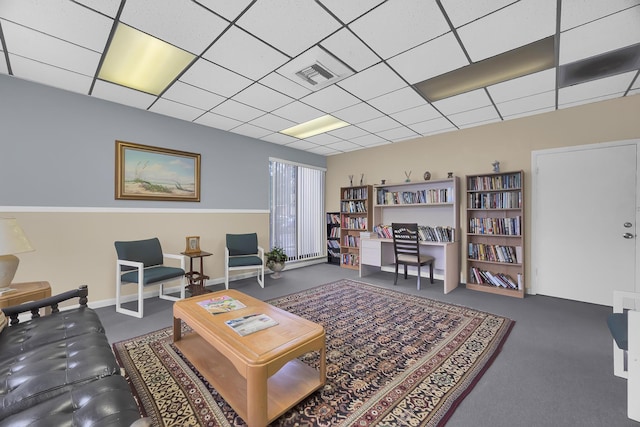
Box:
[391, 223, 434, 290]
[225, 233, 264, 290]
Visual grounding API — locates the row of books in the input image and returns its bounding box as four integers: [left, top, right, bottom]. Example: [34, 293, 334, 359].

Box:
[327, 240, 340, 249]
[468, 191, 522, 209]
[468, 243, 521, 264]
[341, 253, 359, 266]
[467, 173, 521, 191]
[342, 217, 368, 230]
[376, 187, 453, 205]
[468, 216, 521, 235]
[343, 235, 360, 248]
[326, 213, 340, 224]
[373, 224, 455, 243]
[342, 187, 368, 200]
[328, 227, 340, 238]
[341, 200, 368, 213]
[328, 248, 340, 258]
[469, 267, 522, 290]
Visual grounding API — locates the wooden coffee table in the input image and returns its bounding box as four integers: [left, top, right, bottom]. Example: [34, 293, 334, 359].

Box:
[173, 289, 325, 427]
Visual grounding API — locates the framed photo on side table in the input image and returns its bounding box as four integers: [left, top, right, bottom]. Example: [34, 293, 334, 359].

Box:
[185, 236, 201, 254]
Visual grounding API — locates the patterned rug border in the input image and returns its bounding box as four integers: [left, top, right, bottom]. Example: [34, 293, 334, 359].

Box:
[113, 279, 515, 426]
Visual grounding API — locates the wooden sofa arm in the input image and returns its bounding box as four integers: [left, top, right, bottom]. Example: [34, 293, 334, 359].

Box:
[1, 284, 88, 325]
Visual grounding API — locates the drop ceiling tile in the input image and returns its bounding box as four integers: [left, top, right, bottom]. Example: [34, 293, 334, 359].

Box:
[410, 117, 456, 135]
[73, 0, 121, 18]
[231, 123, 272, 139]
[233, 83, 294, 112]
[203, 26, 289, 80]
[261, 132, 298, 145]
[320, 28, 380, 72]
[487, 69, 556, 103]
[503, 106, 555, 120]
[9, 55, 93, 94]
[149, 98, 205, 121]
[560, 0, 639, 31]
[180, 59, 252, 97]
[0, 0, 112, 51]
[458, 0, 557, 62]
[628, 88, 640, 95]
[449, 105, 501, 127]
[433, 90, 492, 115]
[319, 0, 386, 24]
[327, 125, 369, 139]
[350, 133, 387, 146]
[325, 140, 362, 152]
[163, 81, 226, 110]
[357, 116, 401, 133]
[376, 126, 420, 142]
[193, 111, 243, 130]
[308, 145, 341, 155]
[301, 85, 361, 113]
[391, 104, 442, 125]
[388, 33, 469, 84]
[337, 62, 406, 100]
[349, 0, 449, 59]
[210, 99, 265, 121]
[0, 49, 7, 74]
[285, 140, 321, 151]
[368, 87, 427, 114]
[271, 101, 324, 123]
[120, 0, 228, 54]
[332, 102, 384, 124]
[304, 133, 343, 145]
[236, 0, 341, 57]
[260, 72, 311, 99]
[92, 80, 157, 109]
[440, 0, 517, 28]
[558, 71, 636, 107]
[248, 114, 296, 132]
[559, 6, 640, 65]
[495, 91, 556, 118]
[2, 21, 100, 76]
[194, 0, 253, 21]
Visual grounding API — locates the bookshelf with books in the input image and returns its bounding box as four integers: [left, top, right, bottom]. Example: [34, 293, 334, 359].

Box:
[326, 212, 341, 265]
[340, 185, 373, 270]
[466, 171, 525, 298]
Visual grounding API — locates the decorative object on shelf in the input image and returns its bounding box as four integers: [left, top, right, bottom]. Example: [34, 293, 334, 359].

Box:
[448, 172, 453, 178]
[184, 235, 201, 254]
[265, 246, 287, 279]
[423, 171, 431, 181]
[381, 179, 386, 185]
[360, 174, 364, 185]
[349, 175, 354, 186]
[492, 161, 500, 173]
[0, 218, 35, 288]
[404, 171, 411, 182]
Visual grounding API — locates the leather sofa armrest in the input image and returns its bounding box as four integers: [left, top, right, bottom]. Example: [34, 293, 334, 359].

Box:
[1, 284, 88, 325]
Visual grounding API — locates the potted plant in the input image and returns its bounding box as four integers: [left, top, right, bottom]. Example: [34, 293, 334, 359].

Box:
[265, 246, 287, 279]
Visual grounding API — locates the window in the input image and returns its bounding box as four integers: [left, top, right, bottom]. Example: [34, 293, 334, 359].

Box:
[269, 158, 325, 263]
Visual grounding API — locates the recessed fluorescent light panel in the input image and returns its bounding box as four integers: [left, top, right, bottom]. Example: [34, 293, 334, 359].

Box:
[280, 115, 350, 139]
[415, 36, 555, 102]
[98, 23, 195, 96]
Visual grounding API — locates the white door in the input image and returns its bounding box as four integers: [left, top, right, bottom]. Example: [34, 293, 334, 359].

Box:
[532, 141, 638, 306]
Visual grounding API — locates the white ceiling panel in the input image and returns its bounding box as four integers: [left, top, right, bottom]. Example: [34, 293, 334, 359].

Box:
[349, 0, 449, 60]
[248, 113, 296, 132]
[488, 69, 556, 103]
[495, 91, 556, 118]
[203, 26, 289, 80]
[449, 106, 501, 128]
[325, 140, 362, 152]
[231, 123, 272, 139]
[337, 63, 406, 100]
[260, 132, 298, 145]
[92, 80, 157, 109]
[9, 55, 93, 94]
[504, 106, 556, 121]
[73, 0, 122, 18]
[193, 111, 243, 130]
[260, 72, 311, 99]
[350, 133, 387, 147]
[441, 0, 518, 28]
[368, 87, 427, 115]
[377, 126, 420, 142]
[120, 0, 227, 54]
[433, 90, 493, 115]
[560, 0, 640, 31]
[332, 102, 384, 124]
[410, 117, 456, 135]
[285, 140, 321, 151]
[194, 0, 253, 22]
[271, 101, 324, 123]
[558, 71, 637, 107]
[560, 6, 640, 64]
[319, 0, 385, 24]
[357, 116, 401, 133]
[391, 104, 443, 125]
[458, 0, 557, 62]
[320, 28, 380, 72]
[179, 59, 252, 97]
[301, 85, 361, 113]
[304, 133, 343, 145]
[236, 0, 340, 57]
[0, 0, 112, 51]
[210, 99, 265, 121]
[0, 49, 7, 74]
[388, 33, 469, 84]
[328, 125, 369, 140]
[149, 98, 205, 121]
[307, 145, 341, 155]
[232, 83, 293, 113]
[163, 81, 225, 111]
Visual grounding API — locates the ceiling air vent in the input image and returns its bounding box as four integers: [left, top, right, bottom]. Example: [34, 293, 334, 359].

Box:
[296, 62, 335, 86]
[278, 46, 353, 91]
[559, 43, 640, 88]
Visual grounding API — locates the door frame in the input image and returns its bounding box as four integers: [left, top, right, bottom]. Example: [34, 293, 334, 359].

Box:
[530, 139, 640, 299]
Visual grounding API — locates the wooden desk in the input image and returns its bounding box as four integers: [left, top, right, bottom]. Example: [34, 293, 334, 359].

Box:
[173, 290, 325, 427]
[359, 238, 460, 294]
[0, 281, 52, 312]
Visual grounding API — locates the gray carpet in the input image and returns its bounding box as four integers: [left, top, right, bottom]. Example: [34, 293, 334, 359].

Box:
[95, 264, 636, 427]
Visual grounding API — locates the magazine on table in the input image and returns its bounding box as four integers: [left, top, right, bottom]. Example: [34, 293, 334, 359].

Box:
[197, 295, 246, 314]
[225, 313, 278, 336]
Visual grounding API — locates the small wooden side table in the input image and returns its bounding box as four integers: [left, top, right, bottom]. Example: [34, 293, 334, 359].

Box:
[0, 281, 52, 313]
[181, 251, 213, 296]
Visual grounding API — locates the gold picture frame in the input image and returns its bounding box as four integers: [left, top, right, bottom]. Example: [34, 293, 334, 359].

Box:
[115, 140, 201, 201]
[185, 236, 201, 254]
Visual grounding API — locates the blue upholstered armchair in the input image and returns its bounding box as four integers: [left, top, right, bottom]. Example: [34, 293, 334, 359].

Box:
[224, 233, 264, 290]
[115, 237, 186, 318]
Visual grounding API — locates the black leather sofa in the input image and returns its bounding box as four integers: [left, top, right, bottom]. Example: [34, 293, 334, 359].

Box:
[0, 285, 146, 426]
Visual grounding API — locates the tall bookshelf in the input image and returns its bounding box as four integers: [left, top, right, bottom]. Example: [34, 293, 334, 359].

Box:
[326, 212, 341, 265]
[340, 185, 373, 270]
[465, 170, 525, 298]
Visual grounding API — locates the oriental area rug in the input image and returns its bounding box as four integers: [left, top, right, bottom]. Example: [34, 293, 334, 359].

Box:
[113, 279, 514, 426]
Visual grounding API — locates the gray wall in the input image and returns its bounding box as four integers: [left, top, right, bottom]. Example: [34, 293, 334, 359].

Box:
[0, 74, 325, 209]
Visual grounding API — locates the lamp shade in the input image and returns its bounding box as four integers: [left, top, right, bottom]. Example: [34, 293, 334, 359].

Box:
[0, 218, 34, 256]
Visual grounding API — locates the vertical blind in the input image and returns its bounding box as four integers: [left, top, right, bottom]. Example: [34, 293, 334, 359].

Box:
[269, 159, 325, 262]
